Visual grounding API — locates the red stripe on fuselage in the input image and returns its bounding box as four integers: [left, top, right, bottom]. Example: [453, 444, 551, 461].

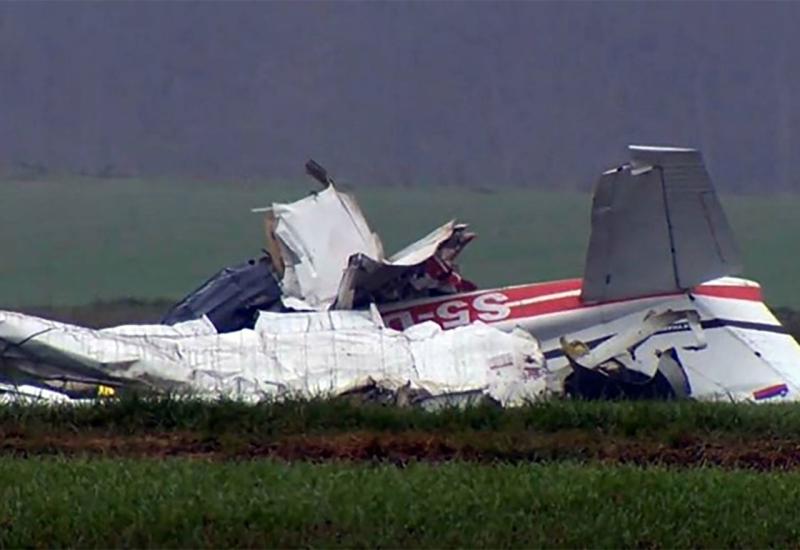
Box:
[379, 278, 583, 313]
[379, 278, 763, 331]
[692, 284, 763, 302]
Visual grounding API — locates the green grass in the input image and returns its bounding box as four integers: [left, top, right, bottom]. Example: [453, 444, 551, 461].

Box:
[2, 458, 800, 548]
[6, 399, 800, 547]
[8, 397, 800, 440]
[1, 176, 798, 307]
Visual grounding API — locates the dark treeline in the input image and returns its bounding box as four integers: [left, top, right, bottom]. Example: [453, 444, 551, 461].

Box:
[1, 2, 799, 192]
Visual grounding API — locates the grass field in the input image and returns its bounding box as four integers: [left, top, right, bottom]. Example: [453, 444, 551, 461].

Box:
[6, 458, 800, 548]
[2, 176, 799, 308]
[4, 399, 800, 547]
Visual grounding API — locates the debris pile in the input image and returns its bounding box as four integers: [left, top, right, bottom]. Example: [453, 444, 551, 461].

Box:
[2, 147, 800, 404]
[162, 160, 476, 332]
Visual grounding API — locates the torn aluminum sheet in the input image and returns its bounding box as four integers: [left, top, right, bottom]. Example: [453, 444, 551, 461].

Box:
[0, 309, 548, 406]
[262, 185, 383, 311]
[560, 309, 698, 400]
[334, 221, 477, 309]
[255, 161, 476, 311]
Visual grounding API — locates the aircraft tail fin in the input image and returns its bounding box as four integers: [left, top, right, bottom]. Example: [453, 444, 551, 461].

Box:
[581, 145, 742, 303]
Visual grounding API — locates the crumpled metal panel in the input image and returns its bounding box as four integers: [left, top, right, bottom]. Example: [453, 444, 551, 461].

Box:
[334, 221, 476, 309]
[0, 309, 548, 406]
[560, 308, 700, 400]
[260, 180, 475, 311]
[161, 256, 282, 333]
[269, 186, 383, 311]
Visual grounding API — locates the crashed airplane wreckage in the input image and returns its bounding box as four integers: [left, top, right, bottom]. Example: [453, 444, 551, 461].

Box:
[2, 146, 799, 405]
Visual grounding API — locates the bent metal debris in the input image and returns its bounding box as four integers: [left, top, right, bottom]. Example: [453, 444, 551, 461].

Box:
[2, 146, 799, 405]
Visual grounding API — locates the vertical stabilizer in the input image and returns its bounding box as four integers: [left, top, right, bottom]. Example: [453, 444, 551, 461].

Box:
[582, 146, 742, 303]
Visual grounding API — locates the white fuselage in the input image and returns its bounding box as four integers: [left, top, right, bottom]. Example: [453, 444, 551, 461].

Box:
[379, 276, 800, 401]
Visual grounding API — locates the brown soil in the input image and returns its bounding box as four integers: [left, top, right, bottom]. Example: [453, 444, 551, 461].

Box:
[4, 429, 800, 470]
[0, 431, 221, 460]
[264, 432, 800, 470]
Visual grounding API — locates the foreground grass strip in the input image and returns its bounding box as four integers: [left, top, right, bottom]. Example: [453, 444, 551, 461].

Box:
[2, 458, 800, 548]
[7, 397, 800, 439]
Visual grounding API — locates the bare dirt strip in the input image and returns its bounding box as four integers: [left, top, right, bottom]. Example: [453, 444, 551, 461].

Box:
[3, 429, 800, 470]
